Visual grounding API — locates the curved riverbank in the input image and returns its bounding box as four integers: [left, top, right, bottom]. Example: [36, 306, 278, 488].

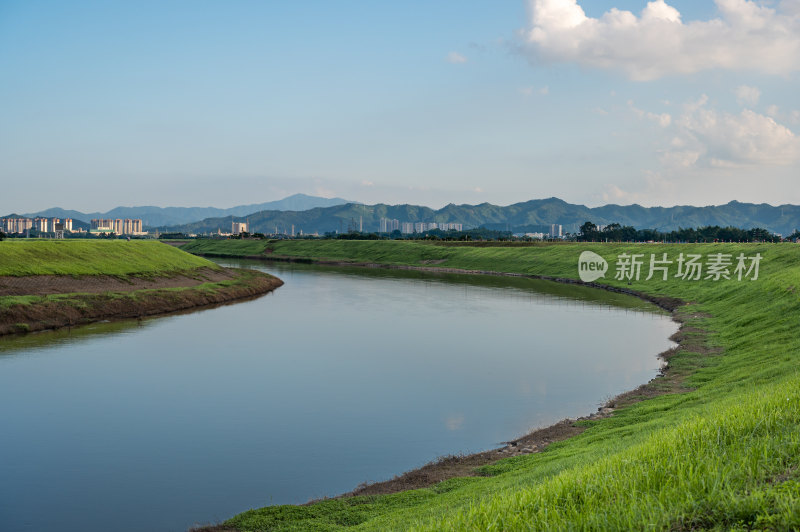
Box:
[0, 241, 283, 336]
[181, 239, 800, 532]
[194, 256, 690, 505]
[0, 267, 283, 336]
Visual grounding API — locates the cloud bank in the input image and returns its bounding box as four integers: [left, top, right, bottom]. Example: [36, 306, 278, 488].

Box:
[662, 96, 800, 168]
[621, 91, 800, 173]
[525, 0, 800, 80]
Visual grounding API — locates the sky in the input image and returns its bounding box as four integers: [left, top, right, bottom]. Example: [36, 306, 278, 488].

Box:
[1, 0, 799, 213]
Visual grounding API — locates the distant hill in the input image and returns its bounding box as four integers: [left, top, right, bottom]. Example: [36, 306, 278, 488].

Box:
[162, 198, 800, 236]
[21, 194, 352, 227]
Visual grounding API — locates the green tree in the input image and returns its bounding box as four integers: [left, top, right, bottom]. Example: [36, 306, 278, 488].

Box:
[580, 221, 597, 235]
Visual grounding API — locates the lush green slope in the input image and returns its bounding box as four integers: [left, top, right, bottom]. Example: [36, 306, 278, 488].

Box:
[0, 240, 281, 336]
[0, 240, 214, 277]
[179, 239, 273, 258]
[189, 240, 800, 531]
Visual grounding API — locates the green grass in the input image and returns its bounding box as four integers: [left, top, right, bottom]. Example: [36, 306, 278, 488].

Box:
[179, 239, 273, 257]
[184, 240, 800, 531]
[0, 240, 215, 277]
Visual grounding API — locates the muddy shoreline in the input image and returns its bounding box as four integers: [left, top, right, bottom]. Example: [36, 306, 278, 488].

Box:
[0, 267, 283, 337]
[190, 252, 703, 511]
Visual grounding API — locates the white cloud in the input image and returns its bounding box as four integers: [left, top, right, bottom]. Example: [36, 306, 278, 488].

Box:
[657, 96, 800, 168]
[446, 51, 468, 64]
[735, 85, 761, 106]
[601, 172, 676, 205]
[629, 100, 672, 127]
[524, 0, 800, 80]
[783, 0, 800, 15]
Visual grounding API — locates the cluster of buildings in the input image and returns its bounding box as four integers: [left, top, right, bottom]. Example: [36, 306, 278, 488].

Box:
[379, 217, 463, 234]
[519, 225, 564, 240]
[90, 219, 145, 235]
[2, 217, 74, 234]
[2, 216, 148, 237]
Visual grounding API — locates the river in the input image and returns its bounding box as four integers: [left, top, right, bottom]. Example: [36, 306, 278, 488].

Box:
[0, 260, 677, 531]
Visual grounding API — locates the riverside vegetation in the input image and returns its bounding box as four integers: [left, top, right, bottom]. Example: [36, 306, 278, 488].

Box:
[0, 240, 282, 335]
[180, 239, 800, 531]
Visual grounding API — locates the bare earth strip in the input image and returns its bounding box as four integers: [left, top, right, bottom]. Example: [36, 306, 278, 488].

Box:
[0, 267, 236, 296]
[0, 267, 282, 336]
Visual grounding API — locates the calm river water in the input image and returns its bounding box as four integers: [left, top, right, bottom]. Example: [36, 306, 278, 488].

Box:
[0, 260, 677, 532]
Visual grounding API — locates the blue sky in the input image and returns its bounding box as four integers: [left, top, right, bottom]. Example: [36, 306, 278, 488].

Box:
[1, 0, 798, 212]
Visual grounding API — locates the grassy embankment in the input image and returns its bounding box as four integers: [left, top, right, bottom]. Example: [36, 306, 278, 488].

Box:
[0, 239, 210, 277]
[182, 239, 800, 531]
[0, 240, 281, 334]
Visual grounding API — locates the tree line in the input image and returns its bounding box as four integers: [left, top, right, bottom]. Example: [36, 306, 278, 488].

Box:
[577, 222, 784, 243]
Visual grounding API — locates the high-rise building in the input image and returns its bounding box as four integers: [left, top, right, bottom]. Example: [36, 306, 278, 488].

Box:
[549, 224, 563, 238]
[90, 218, 143, 235]
[231, 222, 248, 235]
[379, 217, 400, 233]
[91, 219, 114, 231]
[439, 223, 463, 231]
[1, 218, 32, 233]
[34, 218, 49, 232]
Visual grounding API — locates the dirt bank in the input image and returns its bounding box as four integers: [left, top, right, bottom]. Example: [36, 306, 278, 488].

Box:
[0, 268, 283, 336]
[0, 267, 236, 296]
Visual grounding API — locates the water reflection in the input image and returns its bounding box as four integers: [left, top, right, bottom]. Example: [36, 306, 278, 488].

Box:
[0, 261, 677, 532]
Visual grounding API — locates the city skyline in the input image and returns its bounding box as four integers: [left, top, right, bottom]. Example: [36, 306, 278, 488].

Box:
[2, 0, 798, 213]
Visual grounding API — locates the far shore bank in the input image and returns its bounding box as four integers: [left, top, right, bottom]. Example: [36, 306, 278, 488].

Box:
[191, 251, 685, 312]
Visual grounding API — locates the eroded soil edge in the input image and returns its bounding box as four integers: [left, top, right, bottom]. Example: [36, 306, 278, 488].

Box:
[0, 268, 283, 336]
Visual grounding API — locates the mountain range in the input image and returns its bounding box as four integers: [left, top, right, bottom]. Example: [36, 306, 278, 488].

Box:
[19, 194, 351, 227]
[10, 196, 800, 236]
[162, 198, 800, 237]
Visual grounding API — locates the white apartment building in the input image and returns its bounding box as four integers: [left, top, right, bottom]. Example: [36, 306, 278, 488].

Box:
[91, 218, 144, 235]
